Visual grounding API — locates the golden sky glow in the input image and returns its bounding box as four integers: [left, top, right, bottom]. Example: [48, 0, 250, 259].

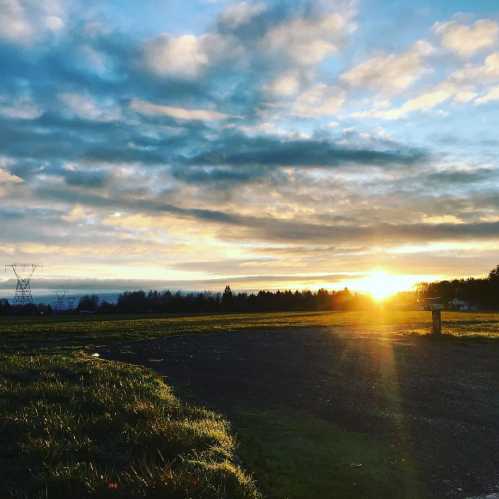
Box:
[0, 0, 498, 295]
[350, 269, 425, 301]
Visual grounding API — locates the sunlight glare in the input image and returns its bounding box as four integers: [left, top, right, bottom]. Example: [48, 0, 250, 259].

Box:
[354, 269, 416, 301]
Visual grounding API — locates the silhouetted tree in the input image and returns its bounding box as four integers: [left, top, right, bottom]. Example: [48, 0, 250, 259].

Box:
[418, 264, 499, 310]
[0, 299, 11, 315]
[489, 265, 499, 281]
[222, 285, 233, 311]
[78, 294, 99, 312]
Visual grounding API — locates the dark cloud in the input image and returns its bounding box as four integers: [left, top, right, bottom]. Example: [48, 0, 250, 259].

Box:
[0, 0, 498, 287]
[171, 164, 270, 185]
[63, 169, 110, 188]
[31, 184, 499, 247]
[232, 218, 499, 245]
[185, 133, 426, 168]
[425, 168, 496, 185]
[0, 0, 423, 195]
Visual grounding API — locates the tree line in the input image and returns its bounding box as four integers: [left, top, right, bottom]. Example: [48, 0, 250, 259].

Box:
[417, 265, 499, 310]
[80, 286, 375, 314]
[1, 264, 497, 316]
[0, 287, 374, 316]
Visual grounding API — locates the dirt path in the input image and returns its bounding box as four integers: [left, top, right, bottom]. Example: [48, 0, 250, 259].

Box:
[100, 328, 499, 498]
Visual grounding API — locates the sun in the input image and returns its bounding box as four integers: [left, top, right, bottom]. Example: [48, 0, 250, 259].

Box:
[354, 269, 415, 301]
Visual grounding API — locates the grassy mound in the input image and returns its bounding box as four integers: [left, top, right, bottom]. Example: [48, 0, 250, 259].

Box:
[0, 353, 259, 499]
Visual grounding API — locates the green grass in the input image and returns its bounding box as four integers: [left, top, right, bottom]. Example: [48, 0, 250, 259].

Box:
[0, 353, 260, 499]
[234, 410, 426, 499]
[2, 310, 499, 498]
[2, 310, 499, 355]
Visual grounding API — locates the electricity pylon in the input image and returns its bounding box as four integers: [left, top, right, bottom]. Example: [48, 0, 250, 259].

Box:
[5, 264, 40, 305]
[55, 290, 66, 312]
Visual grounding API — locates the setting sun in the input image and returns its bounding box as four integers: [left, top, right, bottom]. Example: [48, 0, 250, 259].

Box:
[353, 270, 417, 301]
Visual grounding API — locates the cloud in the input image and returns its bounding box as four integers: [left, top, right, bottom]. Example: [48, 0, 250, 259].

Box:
[28, 179, 499, 249]
[0, 158, 23, 198]
[185, 133, 426, 170]
[62, 168, 110, 188]
[0, 95, 42, 119]
[142, 0, 356, 87]
[143, 34, 209, 79]
[130, 98, 229, 121]
[292, 84, 345, 117]
[0, 166, 23, 197]
[433, 18, 499, 58]
[0, 0, 65, 44]
[0, 167, 23, 184]
[232, 218, 499, 246]
[0, 0, 497, 288]
[353, 47, 499, 119]
[171, 165, 268, 186]
[262, 7, 356, 66]
[58, 92, 122, 122]
[62, 205, 95, 223]
[265, 72, 301, 97]
[341, 40, 434, 95]
[218, 1, 267, 29]
[452, 52, 499, 84]
[384, 84, 456, 118]
[425, 168, 496, 185]
[475, 85, 499, 104]
[0, 272, 357, 292]
[143, 33, 238, 79]
[357, 81, 474, 119]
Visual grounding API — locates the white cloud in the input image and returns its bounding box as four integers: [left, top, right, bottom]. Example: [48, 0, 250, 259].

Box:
[0, 165, 23, 198]
[353, 81, 473, 120]
[263, 9, 356, 66]
[292, 84, 345, 117]
[452, 52, 499, 84]
[143, 32, 238, 79]
[341, 40, 434, 95]
[0, 96, 42, 119]
[59, 92, 122, 122]
[143, 2, 355, 80]
[265, 72, 301, 97]
[475, 85, 499, 104]
[45, 14, 63, 31]
[130, 98, 229, 121]
[0, 167, 22, 184]
[0, 0, 65, 44]
[235, 121, 311, 140]
[453, 89, 478, 103]
[144, 34, 209, 79]
[433, 19, 499, 58]
[78, 45, 111, 75]
[219, 1, 266, 28]
[390, 84, 455, 117]
[62, 205, 96, 223]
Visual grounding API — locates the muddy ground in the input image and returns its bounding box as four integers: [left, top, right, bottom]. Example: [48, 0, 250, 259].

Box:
[100, 328, 499, 498]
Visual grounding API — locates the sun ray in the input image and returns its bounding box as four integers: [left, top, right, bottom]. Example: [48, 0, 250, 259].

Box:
[353, 269, 418, 301]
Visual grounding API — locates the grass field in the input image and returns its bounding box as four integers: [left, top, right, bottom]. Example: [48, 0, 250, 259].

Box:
[0, 353, 259, 499]
[1, 310, 499, 498]
[233, 409, 425, 499]
[2, 310, 499, 355]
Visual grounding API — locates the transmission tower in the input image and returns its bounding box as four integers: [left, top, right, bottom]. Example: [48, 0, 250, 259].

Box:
[5, 264, 40, 305]
[66, 295, 76, 311]
[55, 290, 66, 312]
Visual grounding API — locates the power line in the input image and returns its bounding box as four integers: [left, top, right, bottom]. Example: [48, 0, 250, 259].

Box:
[5, 264, 41, 306]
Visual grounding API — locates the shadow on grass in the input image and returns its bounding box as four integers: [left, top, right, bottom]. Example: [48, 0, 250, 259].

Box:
[234, 408, 426, 499]
[406, 331, 499, 345]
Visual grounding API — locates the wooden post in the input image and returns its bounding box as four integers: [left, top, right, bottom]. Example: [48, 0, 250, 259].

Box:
[432, 309, 442, 335]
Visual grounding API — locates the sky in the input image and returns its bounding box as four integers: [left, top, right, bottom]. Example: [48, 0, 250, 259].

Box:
[0, 0, 499, 294]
